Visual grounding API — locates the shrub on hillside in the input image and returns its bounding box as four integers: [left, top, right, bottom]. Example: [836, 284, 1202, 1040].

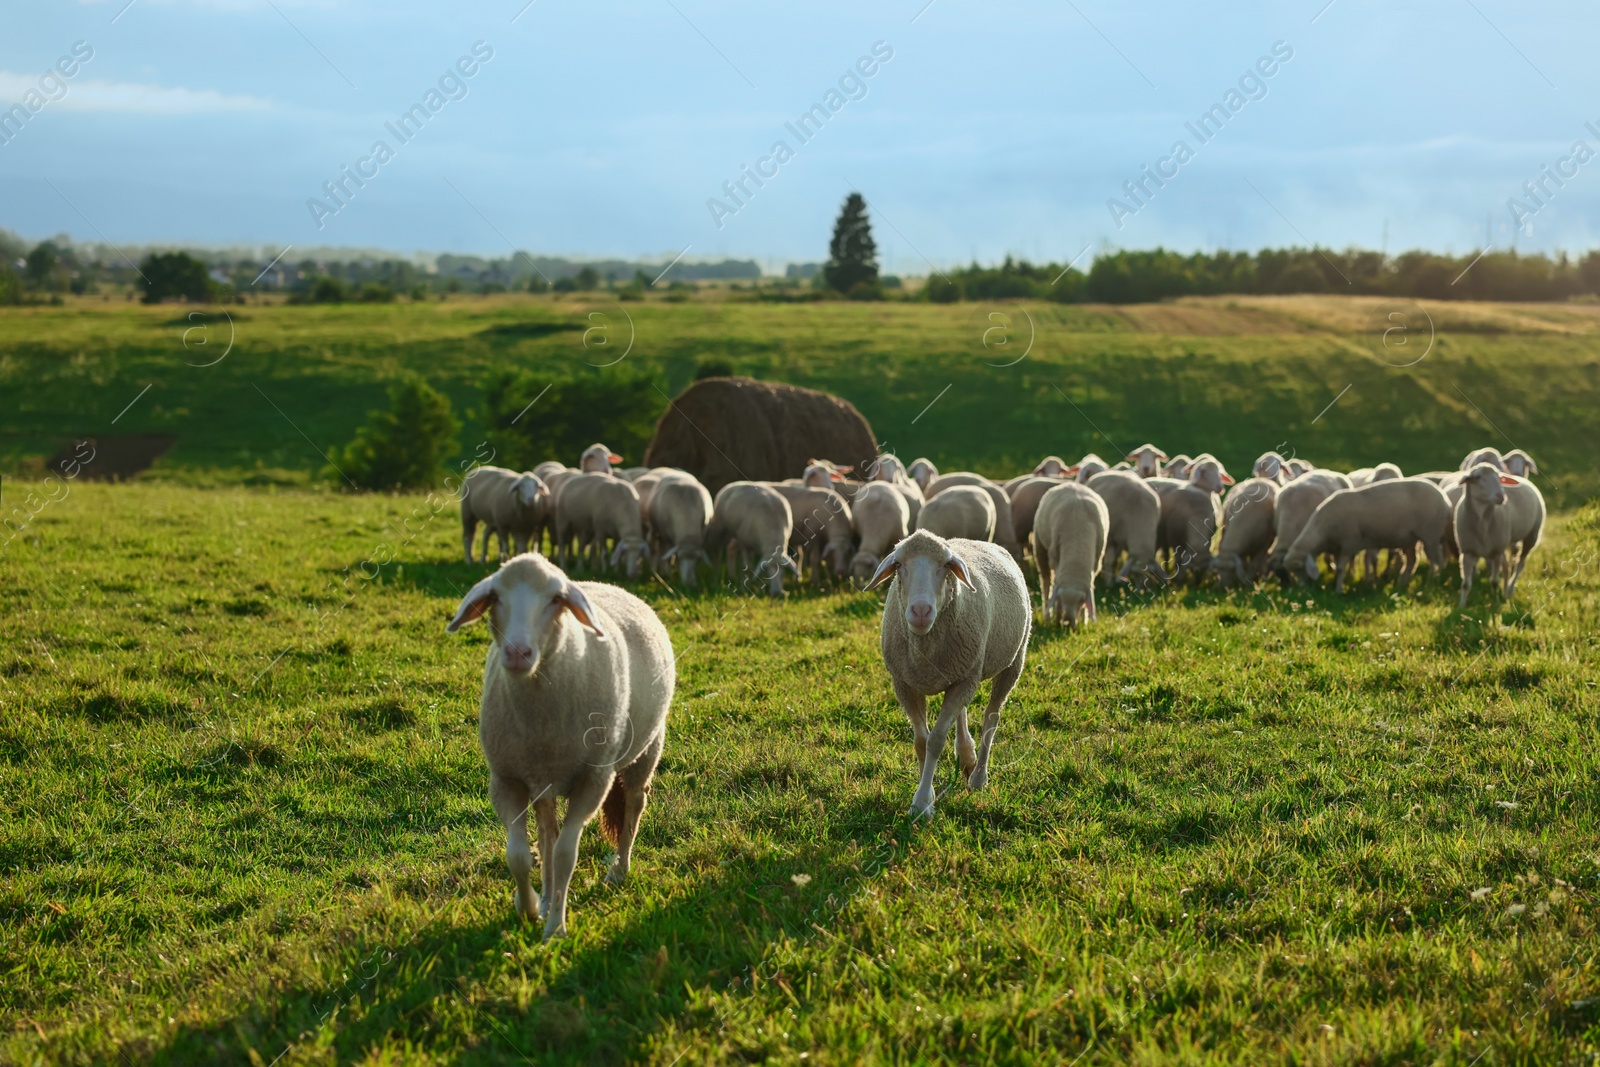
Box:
[139, 252, 219, 304]
[331, 377, 461, 490]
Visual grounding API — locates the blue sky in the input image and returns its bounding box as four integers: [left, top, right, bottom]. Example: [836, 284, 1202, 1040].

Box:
[1, 0, 1597, 271]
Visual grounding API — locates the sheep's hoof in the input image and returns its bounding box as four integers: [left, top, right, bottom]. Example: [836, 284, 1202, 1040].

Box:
[908, 795, 936, 819]
[542, 922, 567, 942]
[967, 769, 988, 791]
[512, 888, 535, 922]
[604, 863, 629, 886]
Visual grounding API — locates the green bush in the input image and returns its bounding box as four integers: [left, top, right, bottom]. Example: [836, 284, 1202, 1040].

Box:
[483, 371, 662, 471]
[923, 275, 962, 303]
[139, 252, 218, 304]
[330, 377, 461, 490]
[356, 282, 396, 303]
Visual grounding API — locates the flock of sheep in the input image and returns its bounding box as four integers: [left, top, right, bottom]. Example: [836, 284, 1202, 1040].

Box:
[448, 440, 1546, 940]
[459, 439, 1547, 623]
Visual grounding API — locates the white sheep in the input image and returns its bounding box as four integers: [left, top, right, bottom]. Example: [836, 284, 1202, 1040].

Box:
[1085, 470, 1164, 585]
[460, 466, 550, 563]
[865, 529, 1031, 816]
[1500, 449, 1539, 478]
[1126, 443, 1168, 478]
[1282, 478, 1453, 592]
[1072, 453, 1110, 484]
[579, 443, 624, 475]
[1211, 477, 1279, 588]
[1268, 470, 1351, 574]
[648, 472, 715, 586]
[1031, 482, 1108, 628]
[1285, 458, 1315, 479]
[1459, 447, 1505, 472]
[916, 485, 997, 542]
[1185, 454, 1235, 494]
[849, 481, 911, 587]
[552, 473, 650, 578]
[1163, 454, 1194, 480]
[447, 552, 674, 940]
[1147, 477, 1222, 581]
[1032, 455, 1072, 478]
[925, 473, 1022, 560]
[1006, 475, 1064, 554]
[705, 481, 799, 597]
[1454, 465, 1545, 607]
[619, 466, 651, 482]
[906, 457, 939, 493]
[771, 482, 855, 586]
[1252, 451, 1288, 483]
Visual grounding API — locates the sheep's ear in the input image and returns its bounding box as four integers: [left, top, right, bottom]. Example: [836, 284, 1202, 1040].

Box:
[1065, 465, 1080, 476]
[447, 575, 498, 632]
[863, 553, 899, 590]
[609, 542, 625, 568]
[558, 584, 606, 638]
[945, 555, 975, 590]
[1220, 472, 1235, 485]
[828, 469, 844, 481]
[1499, 475, 1519, 486]
[608, 452, 623, 464]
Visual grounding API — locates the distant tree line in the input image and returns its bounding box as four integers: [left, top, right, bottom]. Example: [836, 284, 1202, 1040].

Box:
[924, 247, 1600, 304]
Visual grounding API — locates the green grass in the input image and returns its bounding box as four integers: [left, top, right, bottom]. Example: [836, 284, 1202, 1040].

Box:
[3, 293, 1599, 503]
[4, 482, 1600, 1064]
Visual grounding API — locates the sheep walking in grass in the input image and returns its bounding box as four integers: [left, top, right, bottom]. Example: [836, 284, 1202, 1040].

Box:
[1455, 464, 1545, 607]
[460, 466, 550, 563]
[447, 553, 674, 941]
[866, 530, 1031, 817]
[1031, 481, 1108, 628]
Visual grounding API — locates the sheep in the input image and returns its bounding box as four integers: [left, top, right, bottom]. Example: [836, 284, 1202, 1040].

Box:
[925, 473, 1022, 560]
[647, 472, 715, 586]
[1085, 470, 1164, 585]
[1454, 465, 1545, 607]
[1032, 455, 1072, 478]
[906, 457, 939, 493]
[1211, 477, 1279, 588]
[849, 481, 911, 587]
[1007, 476, 1065, 554]
[705, 481, 799, 597]
[1127, 443, 1168, 478]
[552, 473, 650, 578]
[536, 462, 581, 499]
[1281, 478, 1453, 592]
[870, 453, 926, 526]
[1072, 453, 1110, 483]
[1163, 454, 1194, 480]
[1501, 449, 1539, 478]
[619, 466, 651, 482]
[447, 552, 674, 940]
[770, 482, 855, 586]
[864, 529, 1031, 816]
[1031, 482, 1108, 628]
[1460, 447, 1505, 472]
[1253, 451, 1288, 483]
[916, 485, 997, 542]
[579, 443, 624, 475]
[461, 466, 550, 563]
[1285, 458, 1315, 479]
[1185, 454, 1235, 494]
[1147, 477, 1222, 581]
[629, 466, 684, 521]
[1268, 470, 1351, 574]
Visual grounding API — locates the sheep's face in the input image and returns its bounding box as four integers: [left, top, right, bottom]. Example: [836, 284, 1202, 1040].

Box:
[1302, 554, 1321, 583]
[1033, 456, 1069, 478]
[609, 537, 651, 580]
[1503, 450, 1537, 477]
[1372, 464, 1402, 482]
[1073, 459, 1107, 484]
[580, 444, 623, 474]
[1460, 448, 1503, 472]
[1128, 445, 1167, 478]
[1466, 464, 1516, 506]
[513, 475, 547, 508]
[865, 532, 975, 636]
[1253, 453, 1283, 482]
[870, 455, 905, 483]
[850, 551, 880, 588]
[1047, 588, 1088, 628]
[822, 539, 853, 578]
[446, 556, 605, 674]
[907, 459, 936, 490]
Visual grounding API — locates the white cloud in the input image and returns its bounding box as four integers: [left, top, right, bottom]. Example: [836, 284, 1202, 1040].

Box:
[0, 73, 272, 114]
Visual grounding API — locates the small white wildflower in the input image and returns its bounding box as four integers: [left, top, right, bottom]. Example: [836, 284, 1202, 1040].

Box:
[1470, 887, 1491, 901]
[790, 873, 811, 887]
[1120, 685, 1137, 695]
[1507, 904, 1526, 916]
[1495, 801, 1519, 809]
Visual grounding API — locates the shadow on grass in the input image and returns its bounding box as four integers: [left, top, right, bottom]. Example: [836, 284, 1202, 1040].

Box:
[148, 795, 925, 1065]
[475, 321, 584, 340]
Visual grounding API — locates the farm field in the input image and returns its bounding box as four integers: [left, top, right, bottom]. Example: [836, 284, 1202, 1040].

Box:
[2, 293, 1599, 502]
[2, 484, 1598, 1064]
[3, 294, 1600, 1064]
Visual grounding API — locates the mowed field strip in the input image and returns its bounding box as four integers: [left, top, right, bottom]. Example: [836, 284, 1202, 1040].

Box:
[2, 295, 1600, 1063]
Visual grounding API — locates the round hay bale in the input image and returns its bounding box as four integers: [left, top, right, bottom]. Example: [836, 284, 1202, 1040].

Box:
[643, 377, 877, 495]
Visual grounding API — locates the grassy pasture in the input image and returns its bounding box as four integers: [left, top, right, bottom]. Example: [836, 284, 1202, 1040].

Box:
[3, 295, 1600, 1063]
[2, 293, 1598, 502]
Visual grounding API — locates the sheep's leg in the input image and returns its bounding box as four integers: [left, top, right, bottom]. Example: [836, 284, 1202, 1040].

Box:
[542, 774, 609, 941]
[911, 679, 979, 817]
[895, 680, 929, 768]
[1035, 550, 1052, 619]
[497, 528, 511, 559]
[1363, 549, 1379, 584]
[532, 796, 558, 919]
[1458, 551, 1478, 608]
[971, 649, 1026, 792]
[1395, 546, 1418, 590]
[480, 524, 494, 562]
[1087, 583, 1098, 622]
[607, 732, 662, 886]
[489, 774, 536, 921]
[462, 516, 478, 563]
[955, 707, 978, 784]
[1333, 553, 1353, 594]
[512, 532, 529, 555]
